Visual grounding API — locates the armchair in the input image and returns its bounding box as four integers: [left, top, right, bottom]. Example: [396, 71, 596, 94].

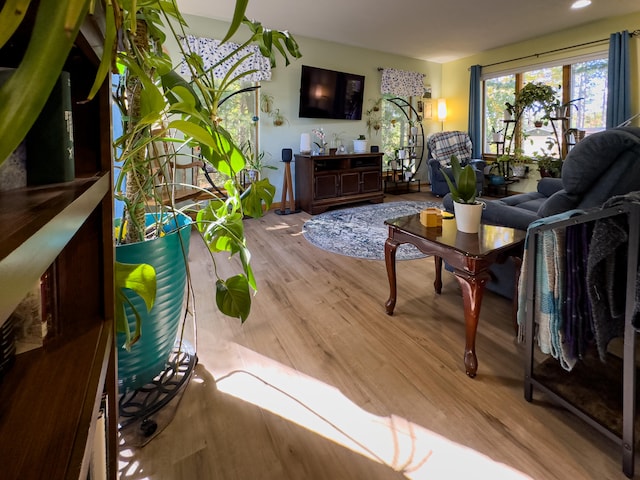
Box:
[443, 126, 640, 298]
[427, 131, 485, 197]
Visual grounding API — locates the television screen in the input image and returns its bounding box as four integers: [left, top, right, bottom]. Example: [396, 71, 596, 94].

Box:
[298, 65, 365, 120]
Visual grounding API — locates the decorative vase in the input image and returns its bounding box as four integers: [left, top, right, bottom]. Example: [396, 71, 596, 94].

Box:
[453, 201, 484, 234]
[512, 165, 526, 177]
[115, 213, 192, 394]
[353, 139, 367, 153]
[300, 133, 311, 154]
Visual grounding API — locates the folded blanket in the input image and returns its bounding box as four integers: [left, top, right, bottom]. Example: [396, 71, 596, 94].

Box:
[587, 191, 640, 360]
[517, 210, 584, 371]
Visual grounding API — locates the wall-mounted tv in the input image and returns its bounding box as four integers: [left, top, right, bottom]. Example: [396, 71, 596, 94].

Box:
[298, 65, 365, 120]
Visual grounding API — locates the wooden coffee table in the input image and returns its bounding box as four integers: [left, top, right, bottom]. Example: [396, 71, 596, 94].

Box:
[384, 214, 526, 377]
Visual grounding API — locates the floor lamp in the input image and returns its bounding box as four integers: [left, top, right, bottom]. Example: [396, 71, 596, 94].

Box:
[437, 98, 447, 131]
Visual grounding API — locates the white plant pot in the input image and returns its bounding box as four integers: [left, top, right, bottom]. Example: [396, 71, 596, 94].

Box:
[453, 201, 484, 234]
[353, 139, 368, 153]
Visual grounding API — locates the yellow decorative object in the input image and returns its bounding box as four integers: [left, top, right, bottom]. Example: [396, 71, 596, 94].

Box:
[420, 207, 443, 227]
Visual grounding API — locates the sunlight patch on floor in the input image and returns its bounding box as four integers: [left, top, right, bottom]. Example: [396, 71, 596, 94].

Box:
[210, 340, 531, 480]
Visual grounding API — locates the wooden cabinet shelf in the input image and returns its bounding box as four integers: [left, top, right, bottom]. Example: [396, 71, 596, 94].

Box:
[0, 320, 112, 479]
[0, 7, 116, 480]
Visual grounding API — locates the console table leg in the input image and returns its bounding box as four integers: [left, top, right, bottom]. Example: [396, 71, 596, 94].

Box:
[453, 273, 489, 378]
[434, 256, 442, 294]
[385, 238, 399, 315]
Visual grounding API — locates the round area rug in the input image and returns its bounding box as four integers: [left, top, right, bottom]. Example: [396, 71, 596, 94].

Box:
[302, 201, 442, 260]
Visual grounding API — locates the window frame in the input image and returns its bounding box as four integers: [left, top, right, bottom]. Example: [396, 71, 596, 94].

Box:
[481, 52, 608, 160]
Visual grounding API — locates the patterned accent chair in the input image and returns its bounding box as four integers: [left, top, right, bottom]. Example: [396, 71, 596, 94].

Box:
[427, 131, 485, 197]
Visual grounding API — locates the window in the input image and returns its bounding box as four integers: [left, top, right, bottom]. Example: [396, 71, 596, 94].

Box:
[196, 81, 259, 191]
[482, 55, 608, 158]
[380, 95, 424, 173]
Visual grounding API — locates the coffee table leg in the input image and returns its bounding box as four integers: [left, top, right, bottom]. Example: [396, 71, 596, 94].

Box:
[434, 256, 442, 294]
[453, 273, 489, 378]
[385, 238, 399, 315]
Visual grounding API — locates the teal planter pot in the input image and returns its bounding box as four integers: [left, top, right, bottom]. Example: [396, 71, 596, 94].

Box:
[115, 214, 191, 394]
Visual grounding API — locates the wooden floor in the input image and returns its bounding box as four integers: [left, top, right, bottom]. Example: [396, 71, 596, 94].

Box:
[118, 191, 634, 480]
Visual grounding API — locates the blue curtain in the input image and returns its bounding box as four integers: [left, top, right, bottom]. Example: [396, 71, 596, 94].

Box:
[468, 65, 482, 158]
[606, 31, 631, 128]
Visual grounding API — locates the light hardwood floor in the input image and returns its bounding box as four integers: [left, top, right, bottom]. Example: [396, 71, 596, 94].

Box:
[118, 191, 633, 479]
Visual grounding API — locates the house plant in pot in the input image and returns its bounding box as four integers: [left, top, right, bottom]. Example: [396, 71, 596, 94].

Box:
[108, 1, 300, 393]
[441, 155, 484, 233]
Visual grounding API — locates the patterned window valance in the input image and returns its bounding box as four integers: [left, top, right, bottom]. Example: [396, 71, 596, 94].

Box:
[380, 68, 425, 97]
[179, 34, 271, 82]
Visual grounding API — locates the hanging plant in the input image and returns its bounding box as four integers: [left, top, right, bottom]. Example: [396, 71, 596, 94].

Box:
[260, 94, 274, 114]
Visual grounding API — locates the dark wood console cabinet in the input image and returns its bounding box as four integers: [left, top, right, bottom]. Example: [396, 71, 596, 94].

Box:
[295, 153, 384, 214]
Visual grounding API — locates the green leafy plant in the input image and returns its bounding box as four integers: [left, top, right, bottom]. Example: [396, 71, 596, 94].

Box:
[114, 261, 157, 350]
[503, 82, 560, 158]
[0, 0, 301, 344]
[441, 155, 477, 204]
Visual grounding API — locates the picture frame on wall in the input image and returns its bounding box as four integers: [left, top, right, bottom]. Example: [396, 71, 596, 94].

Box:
[423, 100, 433, 120]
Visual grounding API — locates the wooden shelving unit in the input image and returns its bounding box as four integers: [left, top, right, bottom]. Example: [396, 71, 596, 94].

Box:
[0, 6, 116, 480]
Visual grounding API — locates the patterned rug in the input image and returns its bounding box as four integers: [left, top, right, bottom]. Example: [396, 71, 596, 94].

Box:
[302, 201, 442, 260]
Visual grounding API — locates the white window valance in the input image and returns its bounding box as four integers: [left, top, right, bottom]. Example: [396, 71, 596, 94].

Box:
[380, 68, 425, 97]
[179, 34, 272, 82]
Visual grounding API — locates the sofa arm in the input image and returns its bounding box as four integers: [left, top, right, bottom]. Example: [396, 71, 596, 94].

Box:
[537, 177, 563, 197]
[469, 159, 486, 172]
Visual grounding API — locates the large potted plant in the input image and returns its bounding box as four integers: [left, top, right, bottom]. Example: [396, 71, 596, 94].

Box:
[441, 155, 484, 233]
[0, 0, 301, 393]
[110, 2, 300, 392]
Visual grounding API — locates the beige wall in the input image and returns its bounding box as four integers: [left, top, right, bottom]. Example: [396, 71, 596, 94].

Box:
[164, 13, 640, 198]
[442, 12, 640, 131]
[165, 15, 441, 198]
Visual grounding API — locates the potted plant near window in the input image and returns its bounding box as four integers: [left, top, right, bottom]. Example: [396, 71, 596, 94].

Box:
[0, 0, 301, 394]
[441, 155, 484, 233]
[353, 134, 368, 153]
[242, 140, 277, 183]
[111, 2, 300, 392]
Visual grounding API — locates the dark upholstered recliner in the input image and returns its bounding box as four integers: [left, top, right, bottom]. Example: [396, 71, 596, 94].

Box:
[427, 131, 485, 197]
[443, 126, 640, 298]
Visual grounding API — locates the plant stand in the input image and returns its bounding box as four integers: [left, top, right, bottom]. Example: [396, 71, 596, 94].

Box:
[118, 339, 197, 447]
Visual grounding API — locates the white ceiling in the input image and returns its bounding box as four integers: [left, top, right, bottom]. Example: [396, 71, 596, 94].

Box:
[177, 0, 640, 63]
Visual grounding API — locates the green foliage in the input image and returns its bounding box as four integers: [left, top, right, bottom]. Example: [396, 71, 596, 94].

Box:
[114, 261, 157, 351]
[440, 155, 477, 204]
[0, 0, 300, 330]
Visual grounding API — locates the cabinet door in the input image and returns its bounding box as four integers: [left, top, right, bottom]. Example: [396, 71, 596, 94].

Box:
[340, 172, 360, 196]
[314, 173, 338, 199]
[361, 170, 381, 193]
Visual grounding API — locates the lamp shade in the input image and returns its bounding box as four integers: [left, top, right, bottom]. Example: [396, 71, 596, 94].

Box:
[437, 98, 447, 121]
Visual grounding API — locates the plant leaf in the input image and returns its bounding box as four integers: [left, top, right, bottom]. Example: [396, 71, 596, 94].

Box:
[222, 0, 248, 43]
[0, 0, 32, 50]
[114, 261, 157, 350]
[216, 275, 251, 322]
[0, 0, 89, 166]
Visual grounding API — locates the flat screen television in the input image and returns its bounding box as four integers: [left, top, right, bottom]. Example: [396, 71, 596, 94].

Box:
[298, 65, 365, 120]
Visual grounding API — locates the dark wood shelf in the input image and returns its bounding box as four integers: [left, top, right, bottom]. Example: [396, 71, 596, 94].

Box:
[0, 175, 110, 324]
[0, 320, 112, 479]
[0, 7, 115, 478]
